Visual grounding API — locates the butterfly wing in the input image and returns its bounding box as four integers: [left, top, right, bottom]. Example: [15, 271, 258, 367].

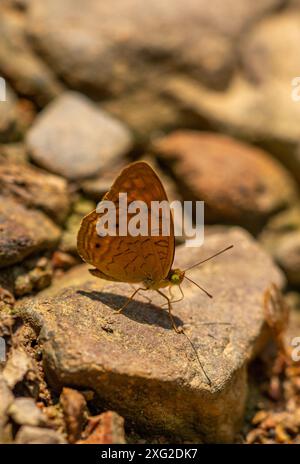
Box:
[77, 161, 175, 284]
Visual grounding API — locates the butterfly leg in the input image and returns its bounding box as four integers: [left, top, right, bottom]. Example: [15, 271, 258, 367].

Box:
[116, 287, 146, 313]
[156, 289, 183, 334]
[163, 285, 185, 306]
[171, 284, 185, 304]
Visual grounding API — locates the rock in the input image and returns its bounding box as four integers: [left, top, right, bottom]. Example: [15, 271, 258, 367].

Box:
[0, 255, 54, 297]
[8, 397, 47, 426]
[153, 131, 297, 231]
[241, 11, 300, 89]
[78, 411, 126, 444]
[0, 143, 29, 164]
[51, 251, 78, 271]
[14, 256, 53, 296]
[0, 160, 70, 223]
[27, 0, 282, 92]
[60, 198, 96, 254]
[81, 156, 179, 204]
[26, 92, 133, 180]
[102, 92, 183, 139]
[239, 11, 300, 176]
[60, 388, 87, 443]
[80, 161, 128, 202]
[259, 207, 300, 286]
[15, 425, 66, 444]
[38, 263, 91, 298]
[0, 4, 63, 106]
[2, 348, 34, 388]
[26, 0, 282, 134]
[162, 10, 300, 179]
[0, 196, 61, 268]
[0, 374, 14, 443]
[17, 228, 284, 442]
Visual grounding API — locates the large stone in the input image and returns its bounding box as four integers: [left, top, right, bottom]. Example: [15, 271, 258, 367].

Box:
[153, 131, 297, 231]
[0, 160, 70, 223]
[17, 228, 284, 442]
[0, 197, 61, 268]
[26, 92, 133, 180]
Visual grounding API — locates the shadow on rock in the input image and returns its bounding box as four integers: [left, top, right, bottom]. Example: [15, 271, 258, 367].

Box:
[77, 290, 183, 331]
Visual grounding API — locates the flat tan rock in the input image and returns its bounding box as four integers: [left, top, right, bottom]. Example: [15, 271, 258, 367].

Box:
[17, 228, 284, 442]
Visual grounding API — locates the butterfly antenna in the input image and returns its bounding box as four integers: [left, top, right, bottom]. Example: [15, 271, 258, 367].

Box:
[182, 329, 211, 386]
[184, 245, 234, 272]
[184, 275, 213, 298]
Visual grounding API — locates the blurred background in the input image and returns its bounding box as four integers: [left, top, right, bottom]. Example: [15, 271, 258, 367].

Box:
[1, 0, 300, 444]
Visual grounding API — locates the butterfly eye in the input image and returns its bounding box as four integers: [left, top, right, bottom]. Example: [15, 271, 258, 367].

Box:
[171, 273, 180, 284]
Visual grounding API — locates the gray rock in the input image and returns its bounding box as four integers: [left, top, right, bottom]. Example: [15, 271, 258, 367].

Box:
[15, 426, 66, 444]
[0, 197, 61, 268]
[17, 228, 284, 442]
[8, 397, 47, 426]
[2, 348, 34, 388]
[26, 92, 133, 180]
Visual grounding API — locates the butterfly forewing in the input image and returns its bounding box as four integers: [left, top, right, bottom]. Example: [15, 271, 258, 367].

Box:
[77, 162, 175, 284]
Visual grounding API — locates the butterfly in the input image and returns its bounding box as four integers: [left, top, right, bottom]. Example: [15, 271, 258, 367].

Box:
[77, 161, 233, 383]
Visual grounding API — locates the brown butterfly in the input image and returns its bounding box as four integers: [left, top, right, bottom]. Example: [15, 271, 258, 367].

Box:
[77, 161, 232, 383]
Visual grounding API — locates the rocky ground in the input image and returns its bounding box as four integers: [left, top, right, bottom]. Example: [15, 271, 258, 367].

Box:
[0, 0, 300, 444]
